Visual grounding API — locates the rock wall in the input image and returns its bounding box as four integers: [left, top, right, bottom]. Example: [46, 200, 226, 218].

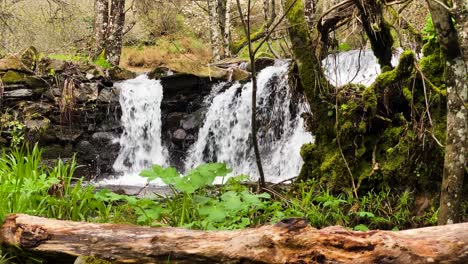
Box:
[0, 47, 135, 179]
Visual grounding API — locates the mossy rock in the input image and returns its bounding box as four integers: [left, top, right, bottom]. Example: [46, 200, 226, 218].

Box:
[1, 70, 27, 84]
[107, 66, 137, 80]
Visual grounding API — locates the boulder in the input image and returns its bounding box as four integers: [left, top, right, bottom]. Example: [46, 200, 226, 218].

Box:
[25, 118, 50, 132]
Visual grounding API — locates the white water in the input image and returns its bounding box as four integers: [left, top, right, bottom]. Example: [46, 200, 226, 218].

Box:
[103, 50, 397, 186]
[323, 49, 402, 86]
[185, 61, 313, 183]
[100, 74, 168, 186]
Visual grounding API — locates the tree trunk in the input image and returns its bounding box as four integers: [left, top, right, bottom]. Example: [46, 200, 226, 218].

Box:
[105, 0, 125, 65]
[426, 0, 467, 225]
[2, 214, 468, 263]
[93, 0, 109, 58]
[352, 0, 394, 68]
[208, 0, 222, 61]
[223, 0, 232, 57]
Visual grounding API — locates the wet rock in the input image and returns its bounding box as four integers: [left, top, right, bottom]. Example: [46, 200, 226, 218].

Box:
[173, 129, 187, 141]
[75, 82, 99, 102]
[91, 132, 118, 143]
[55, 127, 83, 142]
[165, 112, 185, 131]
[23, 102, 54, 115]
[181, 113, 201, 132]
[76, 140, 94, 155]
[98, 87, 120, 103]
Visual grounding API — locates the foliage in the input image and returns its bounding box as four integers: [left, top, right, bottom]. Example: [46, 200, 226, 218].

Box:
[96, 164, 272, 230]
[0, 144, 128, 224]
[93, 51, 112, 69]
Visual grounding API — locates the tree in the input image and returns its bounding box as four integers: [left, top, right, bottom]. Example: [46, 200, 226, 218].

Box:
[93, 0, 126, 65]
[425, 0, 467, 225]
[284, 0, 459, 202]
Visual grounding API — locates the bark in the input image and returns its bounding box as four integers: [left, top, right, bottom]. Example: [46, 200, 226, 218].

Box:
[223, 0, 232, 57]
[208, 0, 222, 61]
[2, 214, 468, 263]
[426, 0, 467, 225]
[93, 0, 109, 58]
[106, 0, 125, 65]
[352, 0, 394, 68]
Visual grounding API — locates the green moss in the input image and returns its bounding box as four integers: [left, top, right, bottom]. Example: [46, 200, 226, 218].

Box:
[1, 70, 26, 84]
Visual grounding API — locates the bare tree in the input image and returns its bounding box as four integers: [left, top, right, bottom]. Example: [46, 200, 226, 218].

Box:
[426, 0, 467, 225]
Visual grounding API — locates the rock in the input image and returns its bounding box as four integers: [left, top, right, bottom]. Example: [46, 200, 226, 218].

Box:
[75, 82, 99, 102]
[98, 87, 120, 103]
[172, 129, 187, 141]
[231, 68, 251, 81]
[163, 60, 229, 80]
[148, 67, 171, 79]
[1, 70, 26, 84]
[55, 127, 83, 142]
[76, 140, 94, 155]
[91, 132, 118, 143]
[97, 118, 121, 132]
[165, 112, 185, 130]
[0, 56, 25, 71]
[181, 113, 201, 131]
[25, 119, 50, 132]
[107, 66, 136, 80]
[23, 102, 54, 115]
[3, 89, 33, 98]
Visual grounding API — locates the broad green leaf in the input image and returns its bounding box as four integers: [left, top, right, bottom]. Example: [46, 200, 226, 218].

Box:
[354, 224, 369, 231]
[356, 211, 375, 218]
[198, 206, 227, 222]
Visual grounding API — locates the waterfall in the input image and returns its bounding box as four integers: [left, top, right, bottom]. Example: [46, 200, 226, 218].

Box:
[101, 74, 168, 186]
[101, 50, 396, 186]
[184, 61, 313, 183]
[322, 49, 402, 86]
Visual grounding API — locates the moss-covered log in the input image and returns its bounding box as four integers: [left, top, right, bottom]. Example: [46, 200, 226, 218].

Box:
[2, 214, 468, 263]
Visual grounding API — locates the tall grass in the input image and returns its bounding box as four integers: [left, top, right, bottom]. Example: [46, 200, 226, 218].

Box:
[0, 144, 126, 223]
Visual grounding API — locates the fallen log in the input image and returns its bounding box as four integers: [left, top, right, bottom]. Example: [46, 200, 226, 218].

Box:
[1, 214, 468, 263]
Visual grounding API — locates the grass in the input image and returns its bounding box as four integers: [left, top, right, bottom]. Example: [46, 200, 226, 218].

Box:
[121, 35, 211, 71]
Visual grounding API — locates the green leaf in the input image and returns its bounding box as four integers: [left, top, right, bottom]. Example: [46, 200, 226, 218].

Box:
[220, 191, 243, 212]
[356, 211, 375, 218]
[354, 224, 369, 231]
[198, 206, 227, 222]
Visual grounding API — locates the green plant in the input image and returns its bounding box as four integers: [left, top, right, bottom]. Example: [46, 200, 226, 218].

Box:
[0, 144, 127, 224]
[94, 51, 112, 68]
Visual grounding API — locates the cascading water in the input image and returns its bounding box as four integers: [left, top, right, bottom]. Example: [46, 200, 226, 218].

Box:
[101, 74, 168, 186]
[322, 49, 402, 86]
[103, 50, 398, 186]
[184, 61, 313, 183]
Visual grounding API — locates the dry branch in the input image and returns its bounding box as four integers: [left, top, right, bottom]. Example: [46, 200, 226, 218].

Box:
[1, 214, 468, 263]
